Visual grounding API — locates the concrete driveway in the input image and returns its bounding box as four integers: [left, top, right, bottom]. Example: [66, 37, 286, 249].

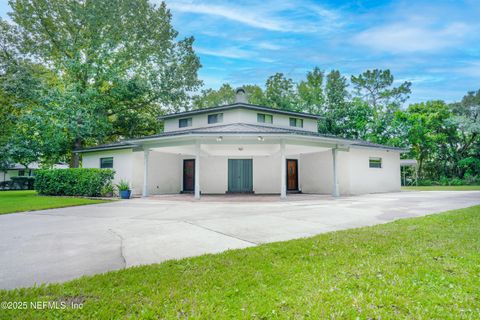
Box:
[1, 191, 479, 289]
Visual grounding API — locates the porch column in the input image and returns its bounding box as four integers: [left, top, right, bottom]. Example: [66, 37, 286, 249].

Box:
[280, 141, 287, 199]
[142, 149, 150, 197]
[194, 142, 200, 199]
[332, 148, 340, 197]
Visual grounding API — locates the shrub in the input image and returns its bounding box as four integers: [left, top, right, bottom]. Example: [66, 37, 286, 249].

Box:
[463, 174, 480, 185]
[449, 178, 463, 186]
[101, 183, 115, 197]
[116, 179, 130, 191]
[418, 179, 434, 186]
[10, 176, 35, 190]
[35, 168, 115, 197]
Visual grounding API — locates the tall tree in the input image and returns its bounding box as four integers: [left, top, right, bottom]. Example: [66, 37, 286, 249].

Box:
[263, 73, 298, 111]
[351, 69, 411, 111]
[397, 101, 453, 179]
[193, 84, 236, 109]
[243, 84, 264, 105]
[447, 90, 480, 177]
[297, 67, 325, 115]
[321, 70, 350, 136]
[7, 0, 201, 167]
[192, 84, 266, 109]
[351, 69, 411, 143]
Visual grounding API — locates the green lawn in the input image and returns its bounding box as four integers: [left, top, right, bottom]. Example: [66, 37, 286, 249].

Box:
[0, 190, 109, 214]
[402, 185, 480, 191]
[1, 206, 479, 319]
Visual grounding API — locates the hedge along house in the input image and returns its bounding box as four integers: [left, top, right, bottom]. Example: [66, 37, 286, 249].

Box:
[76, 88, 405, 199]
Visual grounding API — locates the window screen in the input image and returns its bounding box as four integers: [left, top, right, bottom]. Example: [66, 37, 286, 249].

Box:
[257, 113, 273, 124]
[179, 118, 192, 128]
[289, 118, 303, 128]
[100, 157, 114, 169]
[369, 157, 382, 168]
[208, 113, 223, 124]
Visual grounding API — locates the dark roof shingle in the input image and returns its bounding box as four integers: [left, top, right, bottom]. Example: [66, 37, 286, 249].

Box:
[76, 123, 407, 152]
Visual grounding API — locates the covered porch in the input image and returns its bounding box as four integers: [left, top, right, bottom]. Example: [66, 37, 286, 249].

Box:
[137, 135, 346, 199]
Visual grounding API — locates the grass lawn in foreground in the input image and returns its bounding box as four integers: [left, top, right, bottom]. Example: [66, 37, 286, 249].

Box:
[402, 185, 480, 191]
[0, 190, 109, 214]
[1, 205, 479, 319]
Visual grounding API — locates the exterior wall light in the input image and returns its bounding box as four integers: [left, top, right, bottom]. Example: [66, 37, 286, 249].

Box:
[257, 136, 264, 141]
[216, 136, 223, 142]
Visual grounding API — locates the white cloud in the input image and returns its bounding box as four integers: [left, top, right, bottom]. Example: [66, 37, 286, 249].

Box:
[256, 42, 283, 50]
[195, 46, 253, 59]
[166, 0, 342, 33]
[167, 1, 291, 32]
[352, 22, 471, 53]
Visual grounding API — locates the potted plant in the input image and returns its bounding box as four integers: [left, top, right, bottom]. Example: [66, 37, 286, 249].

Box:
[117, 180, 131, 199]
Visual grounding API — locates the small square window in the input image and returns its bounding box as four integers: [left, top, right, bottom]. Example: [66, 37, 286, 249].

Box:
[369, 157, 382, 168]
[179, 118, 192, 128]
[289, 118, 303, 128]
[208, 113, 223, 124]
[100, 157, 114, 169]
[18, 170, 25, 177]
[257, 113, 273, 124]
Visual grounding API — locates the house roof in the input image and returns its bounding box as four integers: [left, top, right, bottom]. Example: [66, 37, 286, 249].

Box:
[76, 123, 407, 153]
[4, 162, 69, 170]
[158, 103, 322, 120]
[400, 159, 418, 166]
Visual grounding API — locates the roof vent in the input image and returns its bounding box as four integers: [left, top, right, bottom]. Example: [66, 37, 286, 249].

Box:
[235, 87, 247, 103]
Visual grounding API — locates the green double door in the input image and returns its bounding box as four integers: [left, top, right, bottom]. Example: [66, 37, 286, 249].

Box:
[228, 159, 253, 193]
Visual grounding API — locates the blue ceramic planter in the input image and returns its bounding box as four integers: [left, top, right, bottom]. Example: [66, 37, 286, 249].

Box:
[119, 190, 131, 199]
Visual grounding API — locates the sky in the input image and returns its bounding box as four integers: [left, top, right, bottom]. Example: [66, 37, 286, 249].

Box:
[1, 0, 479, 104]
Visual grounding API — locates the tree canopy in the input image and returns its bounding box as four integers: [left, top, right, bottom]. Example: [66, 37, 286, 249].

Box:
[2, 0, 201, 167]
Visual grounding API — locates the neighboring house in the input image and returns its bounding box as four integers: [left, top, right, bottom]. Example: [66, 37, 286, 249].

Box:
[0, 162, 69, 183]
[77, 88, 406, 198]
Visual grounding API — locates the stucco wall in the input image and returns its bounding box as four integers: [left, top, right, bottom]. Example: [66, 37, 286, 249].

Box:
[177, 154, 299, 194]
[347, 147, 401, 194]
[196, 155, 288, 194]
[82, 150, 183, 195]
[254, 154, 281, 194]
[198, 155, 228, 193]
[300, 148, 399, 195]
[164, 109, 240, 132]
[163, 108, 318, 133]
[146, 152, 182, 195]
[236, 109, 318, 132]
[131, 151, 144, 195]
[300, 151, 333, 194]
[299, 150, 350, 194]
[82, 149, 134, 187]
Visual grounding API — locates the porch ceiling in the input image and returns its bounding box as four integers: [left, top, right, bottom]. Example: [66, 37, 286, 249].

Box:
[150, 142, 330, 156]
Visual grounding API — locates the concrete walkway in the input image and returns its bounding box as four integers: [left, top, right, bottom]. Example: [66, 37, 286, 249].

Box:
[0, 191, 479, 289]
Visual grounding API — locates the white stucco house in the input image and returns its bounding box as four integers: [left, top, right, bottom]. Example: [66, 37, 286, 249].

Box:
[77, 88, 405, 199]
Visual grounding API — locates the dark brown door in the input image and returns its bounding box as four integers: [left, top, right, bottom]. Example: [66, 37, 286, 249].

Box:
[286, 159, 298, 191]
[183, 159, 195, 192]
